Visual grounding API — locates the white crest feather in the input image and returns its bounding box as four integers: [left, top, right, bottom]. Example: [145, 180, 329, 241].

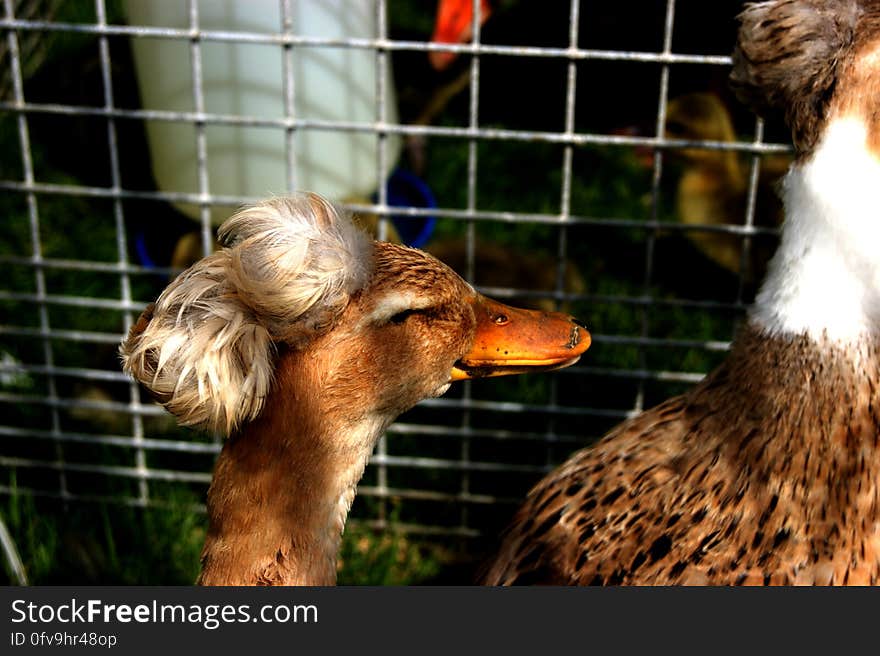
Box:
[120, 193, 372, 433]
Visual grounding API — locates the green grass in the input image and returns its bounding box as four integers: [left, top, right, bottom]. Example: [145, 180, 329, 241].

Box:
[1, 475, 204, 585]
[1, 473, 449, 586]
[337, 505, 451, 586]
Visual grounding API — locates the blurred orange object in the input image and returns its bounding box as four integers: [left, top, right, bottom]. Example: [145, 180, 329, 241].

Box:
[430, 0, 493, 71]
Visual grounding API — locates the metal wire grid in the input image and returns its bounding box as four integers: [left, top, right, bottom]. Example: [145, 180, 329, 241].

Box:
[0, 1, 792, 542]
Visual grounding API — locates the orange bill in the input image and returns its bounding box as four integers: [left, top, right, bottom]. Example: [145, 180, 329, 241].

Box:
[450, 294, 591, 381]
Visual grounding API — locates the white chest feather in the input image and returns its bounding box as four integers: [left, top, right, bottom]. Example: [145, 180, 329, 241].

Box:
[752, 117, 880, 342]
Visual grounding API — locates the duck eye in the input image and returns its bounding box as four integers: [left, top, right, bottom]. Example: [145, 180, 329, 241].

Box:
[389, 309, 417, 325]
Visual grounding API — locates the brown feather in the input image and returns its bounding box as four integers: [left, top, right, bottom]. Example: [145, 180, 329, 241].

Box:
[730, 0, 859, 154]
[481, 327, 880, 585]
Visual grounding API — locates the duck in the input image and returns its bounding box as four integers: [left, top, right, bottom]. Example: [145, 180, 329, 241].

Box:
[662, 92, 790, 283]
[480, 0, 880, 586]
[119, 192, 590, 586]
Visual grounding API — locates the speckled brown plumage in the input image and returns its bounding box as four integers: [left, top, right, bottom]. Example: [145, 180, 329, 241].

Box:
[481, 326, 880, 585]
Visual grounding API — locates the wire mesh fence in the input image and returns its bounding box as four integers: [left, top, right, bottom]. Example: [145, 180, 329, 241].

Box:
[0, 0, 793, 572]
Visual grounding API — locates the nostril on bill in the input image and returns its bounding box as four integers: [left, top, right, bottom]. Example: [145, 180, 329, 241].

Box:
[567, 325, 582, 350]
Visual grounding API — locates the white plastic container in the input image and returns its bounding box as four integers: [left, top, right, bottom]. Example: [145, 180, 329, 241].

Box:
[124, 0, 401, 225]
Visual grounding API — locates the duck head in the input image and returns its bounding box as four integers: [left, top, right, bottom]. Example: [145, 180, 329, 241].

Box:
[292, 237, 590, 425]
[120, 193, 590, 435]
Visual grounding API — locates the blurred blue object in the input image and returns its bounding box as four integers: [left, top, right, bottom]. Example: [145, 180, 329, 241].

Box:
[378, 168, 438, 248]
[135, 232, 157, 269]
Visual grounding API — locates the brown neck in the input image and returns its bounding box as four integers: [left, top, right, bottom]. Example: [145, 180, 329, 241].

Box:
[690, 324, 880, 529]
[197, 350, 383, 586]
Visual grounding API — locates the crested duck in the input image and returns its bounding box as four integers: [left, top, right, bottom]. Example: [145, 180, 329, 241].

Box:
[481, 0, 880, 586]
[663, 92, 790, 282]
[119, 193, 589, 586]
